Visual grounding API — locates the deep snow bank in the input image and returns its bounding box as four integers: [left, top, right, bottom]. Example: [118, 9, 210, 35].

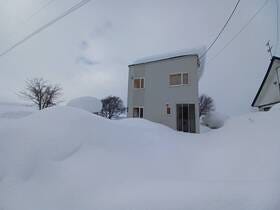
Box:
[0, 106, 280, 210]
[0, 102, 34, 120]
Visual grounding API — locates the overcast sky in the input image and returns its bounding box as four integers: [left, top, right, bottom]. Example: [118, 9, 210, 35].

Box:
[0, 0, 279, 115]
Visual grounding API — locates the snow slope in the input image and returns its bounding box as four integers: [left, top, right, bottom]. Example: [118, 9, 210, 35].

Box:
[0, 106, 280, 210]
[0, 102, 34, 120]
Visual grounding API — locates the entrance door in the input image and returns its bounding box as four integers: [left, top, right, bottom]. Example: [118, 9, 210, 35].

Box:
[176, 104, 196, 133]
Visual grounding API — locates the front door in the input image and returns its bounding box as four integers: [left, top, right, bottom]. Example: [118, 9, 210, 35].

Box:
[176, 104, 196, 133]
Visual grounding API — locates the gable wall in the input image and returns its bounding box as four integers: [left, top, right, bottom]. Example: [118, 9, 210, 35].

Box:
[255, 59, 280, 107]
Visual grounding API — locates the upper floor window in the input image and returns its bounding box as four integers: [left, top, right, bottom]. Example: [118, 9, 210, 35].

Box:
[169, 73, 188, 86]
[134, 78, 145, 89]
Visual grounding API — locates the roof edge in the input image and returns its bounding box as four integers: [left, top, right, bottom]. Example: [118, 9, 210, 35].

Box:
[257, 101, 280, 108]
[129, 54, 198, 67]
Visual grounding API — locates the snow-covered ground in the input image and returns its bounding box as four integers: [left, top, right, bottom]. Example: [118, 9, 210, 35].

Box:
[0, 105, 279, 210]
[0, 102, 34, 120]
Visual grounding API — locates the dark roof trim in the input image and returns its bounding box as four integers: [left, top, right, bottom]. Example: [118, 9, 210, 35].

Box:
[129, 54, 198, 67]
[251, 56, 280, 107]
[258, 100, 280, 108]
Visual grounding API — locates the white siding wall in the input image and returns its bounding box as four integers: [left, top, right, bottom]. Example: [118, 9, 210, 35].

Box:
[255, 59, 280, 107]
[127, 55, 200, 133]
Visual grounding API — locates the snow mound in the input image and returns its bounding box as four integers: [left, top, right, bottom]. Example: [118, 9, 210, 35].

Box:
[0, 106, 280, 210]
[67, 96, 102, 113]
[0, 102, 34, 120]
[201, 111, 228, 129]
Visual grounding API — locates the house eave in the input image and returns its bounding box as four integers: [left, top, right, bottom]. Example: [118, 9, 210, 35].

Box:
[254, 100, 280, 108]
[129, 54, 199, 67]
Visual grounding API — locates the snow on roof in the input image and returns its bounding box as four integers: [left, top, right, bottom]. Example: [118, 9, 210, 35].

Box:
[130, 46, 207, 79]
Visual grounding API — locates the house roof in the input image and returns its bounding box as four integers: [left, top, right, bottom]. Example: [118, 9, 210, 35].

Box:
[251, 56, 280, 107]
[129, 47, 206, 79]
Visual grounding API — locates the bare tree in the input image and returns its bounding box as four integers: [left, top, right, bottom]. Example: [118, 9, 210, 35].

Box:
[100, 96, 126, 119]
[19, 78, 62, 110]
[199, 94, 215, 117]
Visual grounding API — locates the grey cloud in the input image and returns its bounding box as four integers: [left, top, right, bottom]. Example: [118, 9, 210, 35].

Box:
[0, 0, 279, 115]
[80, 41, 89, 51]
[76, 56, 99, 66]
[90, 21, 113, 39]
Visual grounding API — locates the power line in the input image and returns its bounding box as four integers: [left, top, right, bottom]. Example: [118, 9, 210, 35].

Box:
[207, 0, 270, 65]
[5, 0, 58, 41]
[199, 0, 241, 59]
[21, 0, 58, 24]
[0, 0, 91, 58]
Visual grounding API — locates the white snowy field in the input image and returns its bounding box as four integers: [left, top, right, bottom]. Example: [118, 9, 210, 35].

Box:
[0, 105, 280, 210]
[0, 102, 34, 120]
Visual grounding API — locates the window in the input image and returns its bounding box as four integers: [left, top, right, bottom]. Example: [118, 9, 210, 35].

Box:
[169, 74, 181, 86]
[133, 107, 144, 118]
[169, 73, 189, 86]
[134, 78, 144, 89]
[183, 73, 188, 84]
[166, 104, 171, 115]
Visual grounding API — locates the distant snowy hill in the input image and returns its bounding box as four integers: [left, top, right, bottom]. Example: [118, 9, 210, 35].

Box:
[0, 105, 279, 209]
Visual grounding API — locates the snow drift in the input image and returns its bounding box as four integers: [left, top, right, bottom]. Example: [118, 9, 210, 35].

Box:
[0, 106, 280, 210]
[201, 111, 228, 129]
[0, 102, 34, 119]
[67, 96, 102, 113]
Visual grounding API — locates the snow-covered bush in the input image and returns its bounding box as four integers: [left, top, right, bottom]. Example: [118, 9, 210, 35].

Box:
[201, 111, 227, 129]
[67, 96, 102, 113]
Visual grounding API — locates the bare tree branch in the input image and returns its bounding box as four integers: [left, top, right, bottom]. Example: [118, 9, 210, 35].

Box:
[19, 78, 63, 110]
[100, 96, 126, 119]
[199, 94, 215, 117]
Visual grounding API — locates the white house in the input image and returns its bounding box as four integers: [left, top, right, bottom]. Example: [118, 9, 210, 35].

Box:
[127, 50, 204, 133]
[252, 56, 280, 111]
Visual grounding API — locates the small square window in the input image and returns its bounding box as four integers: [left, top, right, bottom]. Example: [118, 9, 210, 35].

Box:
[134, 79, 140, 88]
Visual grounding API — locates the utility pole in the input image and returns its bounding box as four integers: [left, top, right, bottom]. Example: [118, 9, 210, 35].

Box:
[266, 41, 273, 59]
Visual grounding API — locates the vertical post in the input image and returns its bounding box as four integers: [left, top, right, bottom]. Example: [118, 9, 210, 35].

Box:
[266, 41, 273, 59]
